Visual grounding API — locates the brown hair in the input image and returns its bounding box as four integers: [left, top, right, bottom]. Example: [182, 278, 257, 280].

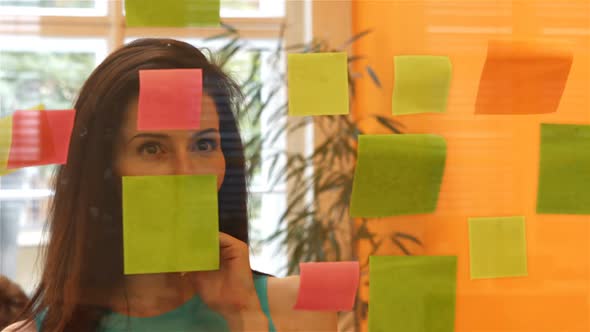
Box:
[0, 275, 28, 329]
[16, 38, 251, 331]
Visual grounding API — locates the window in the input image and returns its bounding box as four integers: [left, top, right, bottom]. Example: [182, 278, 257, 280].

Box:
[0, 0, 107, 16]
[221, 0, 285, 17]
[1, 0, 287, 294]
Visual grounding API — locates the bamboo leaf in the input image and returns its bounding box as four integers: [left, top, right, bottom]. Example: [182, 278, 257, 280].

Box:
[374, 115, 403, 134]
[204, 31, 234, 41]
[220, 21, 238, 33]
[366, 65, 382, 88]
[391, 236, 411, 256]
[336, 29, 373, 50]
[393, 232, 423, 246]
[348, 55, 366, 63]
[219, 44, 242, 68]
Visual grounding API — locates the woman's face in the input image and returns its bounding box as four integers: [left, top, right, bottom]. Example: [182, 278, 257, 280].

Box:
[114, 94, 226, 190]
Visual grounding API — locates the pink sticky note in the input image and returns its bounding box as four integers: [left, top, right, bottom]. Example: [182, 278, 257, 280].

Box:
[7, 110, 75, 168]
[138, 69, 203, 130]
[294, 261, 360, 311]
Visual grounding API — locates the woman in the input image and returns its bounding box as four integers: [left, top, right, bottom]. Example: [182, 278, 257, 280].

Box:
[4, 38, 337, 332]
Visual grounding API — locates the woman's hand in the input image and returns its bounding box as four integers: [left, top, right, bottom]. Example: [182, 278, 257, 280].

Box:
[190, 232, 268, 331]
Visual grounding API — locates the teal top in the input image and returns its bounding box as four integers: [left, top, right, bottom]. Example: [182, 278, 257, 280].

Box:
[35, 275, 277, 332]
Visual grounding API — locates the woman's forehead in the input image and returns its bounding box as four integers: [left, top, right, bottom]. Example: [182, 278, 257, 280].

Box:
[122, 94, 220, 134]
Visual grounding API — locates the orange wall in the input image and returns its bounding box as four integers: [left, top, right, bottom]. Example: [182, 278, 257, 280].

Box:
[352, 1, 590, 331]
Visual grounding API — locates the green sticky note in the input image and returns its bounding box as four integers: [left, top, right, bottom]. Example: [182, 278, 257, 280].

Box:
[350, 134, 446, 217]
[287, 52, 349, 116]
[122, 175, 220, 274]
[125, 0, 220, 27]
[468, 216, 528, 279]
[369, 256, 457, 332]
[0, 115, 14, 176]
[392, 56, 452, 115]
[537, 123, 590, 214]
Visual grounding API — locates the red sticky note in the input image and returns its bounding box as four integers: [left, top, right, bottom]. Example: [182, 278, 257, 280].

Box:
[475, 39, 573, 114]
[294, 261, 360, 311]
[138, 69, 203, 130]
[7, 110, 75, 168]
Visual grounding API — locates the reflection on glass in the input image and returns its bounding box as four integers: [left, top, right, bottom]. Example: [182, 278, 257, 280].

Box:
[0, 49, 96, 262]
[0, 51, 95, 116]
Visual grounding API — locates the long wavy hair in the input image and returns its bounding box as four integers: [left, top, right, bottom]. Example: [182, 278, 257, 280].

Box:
[16, 38, 252, 331]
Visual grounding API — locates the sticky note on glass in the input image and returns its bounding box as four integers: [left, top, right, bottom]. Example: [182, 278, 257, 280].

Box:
[475, 39, 573, 114]
[287, 53, 349, 116]
[0, 115, 14, 176]
[122, 175, 219, 274]
[468, 216, 528, 279]
[392, 56, 452, 115]
[369, 256, 457, 332]
[350, 134, 446, 217]
[537, 123, 590, 214]
[125, 0, 220, 27]
[6, 110, 75, 169]
[293, 261, 359, 311]
[138, 69, 203, 131]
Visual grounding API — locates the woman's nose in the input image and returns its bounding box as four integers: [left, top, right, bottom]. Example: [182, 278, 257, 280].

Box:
[173, 150, 194, 175]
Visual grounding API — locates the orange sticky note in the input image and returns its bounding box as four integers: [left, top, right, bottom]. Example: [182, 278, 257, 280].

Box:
[138, 69, 202, 130]
[294, 261, 359, 311]
[7, 110, 75, 168]
[475, 39, 573, 114]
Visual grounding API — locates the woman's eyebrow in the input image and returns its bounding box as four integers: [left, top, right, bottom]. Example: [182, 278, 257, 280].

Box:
[192, 128, 219, 137]
[127, 133, 170, 144]
[128, 129, 219, 144]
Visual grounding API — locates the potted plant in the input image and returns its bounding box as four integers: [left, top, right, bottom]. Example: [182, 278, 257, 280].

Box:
[210, 22, 422, 331]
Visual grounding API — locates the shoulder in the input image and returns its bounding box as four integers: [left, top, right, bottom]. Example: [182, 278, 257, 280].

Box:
[2, 321, 36, 332]
[266, 275, 338, 332]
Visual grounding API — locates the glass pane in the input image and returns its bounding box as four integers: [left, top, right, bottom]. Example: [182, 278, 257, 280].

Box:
[221, 0, 284, 17]
[0, 0, 106, 15]
[0, 0, 95, 8]
[0, 37, 105, 284]
[221, 0, 259, 11]
[0, 52, 96, 115]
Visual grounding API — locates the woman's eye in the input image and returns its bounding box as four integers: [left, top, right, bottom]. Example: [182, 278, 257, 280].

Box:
[193, 138, 218, 152]
[137, 142, 163, 156]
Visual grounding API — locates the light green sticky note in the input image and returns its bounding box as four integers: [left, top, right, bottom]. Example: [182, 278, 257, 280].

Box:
[392, 55, 452, 115]
[287, 52, 349, 116]
[125, 0, 220, 27]
[350, 134, 446, 217]
[122, 175, 220, 274]
[468, 216, 528, 279]
[537, 123, 590, 214]
[369, 256, 457, 332]
[0, 115, 14, 176]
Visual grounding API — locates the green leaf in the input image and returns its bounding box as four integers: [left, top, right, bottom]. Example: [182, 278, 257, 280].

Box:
[391, 236, 411, 255]
[337, 29, 373, 50]
[204, 31, 234, 42]
[374, 115, 404, 134]
[366, 65, 382, 88]
[393, 232, 423, 246]
[220, 21, 238, 33]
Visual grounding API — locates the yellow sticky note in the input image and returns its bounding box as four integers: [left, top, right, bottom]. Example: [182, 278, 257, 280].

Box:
[392, 55, 452, 115]
[468, 216, 528, 279]
[122, 175, 220, 274]
[29, 104, 45, 111]
[125, 0, 220, 27]
[287, 52, 349, 116]
[369, 256, 458, 332]
[0, 115, 14, 176]
[350, 134, 447, 217]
